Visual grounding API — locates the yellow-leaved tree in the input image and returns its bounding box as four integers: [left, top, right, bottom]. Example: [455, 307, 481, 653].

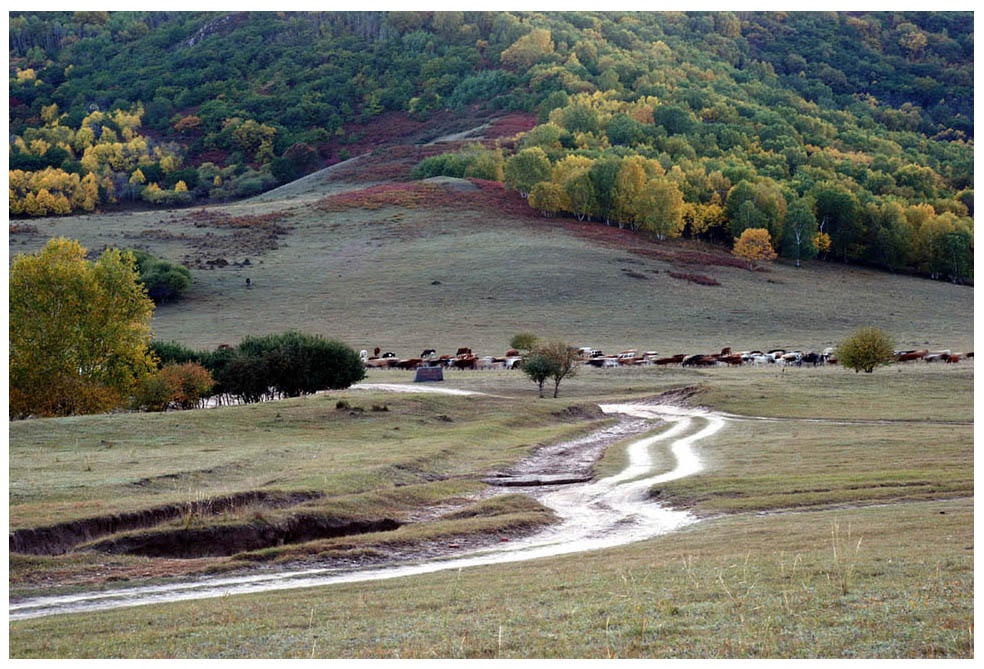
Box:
[732, 228, 778, 269]
[9, 238, 156, 418]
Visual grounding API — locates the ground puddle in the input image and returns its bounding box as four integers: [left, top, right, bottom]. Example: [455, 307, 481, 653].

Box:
[10, 400, 725, 621]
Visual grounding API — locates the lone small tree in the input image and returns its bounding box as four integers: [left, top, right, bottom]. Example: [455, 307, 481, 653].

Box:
[836, 326, 895, 373]
[522, 341, 580, 398]
[540, 340, 580, 398]
[522, 352, 559, 398]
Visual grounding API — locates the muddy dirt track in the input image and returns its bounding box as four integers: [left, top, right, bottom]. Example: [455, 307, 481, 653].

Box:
[10, 387, 725, 621]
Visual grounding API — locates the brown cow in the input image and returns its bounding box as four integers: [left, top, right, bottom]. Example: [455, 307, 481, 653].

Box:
[452, 355, 477, 370]
[456, 347, 472, 356]
[894, 349, 928, 362]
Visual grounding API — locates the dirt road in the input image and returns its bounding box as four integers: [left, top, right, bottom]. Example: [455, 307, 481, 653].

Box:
[10, 389, 724, 620]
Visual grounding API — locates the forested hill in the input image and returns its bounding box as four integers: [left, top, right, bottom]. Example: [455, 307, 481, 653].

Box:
[9, 11, 974, 281]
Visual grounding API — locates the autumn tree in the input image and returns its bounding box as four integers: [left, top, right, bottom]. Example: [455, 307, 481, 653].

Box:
[173, 115, 202, 134]
[564, 168, 597, 221]
[9, 238, 156, 418]
[539, 340, 580, 398]
[683, 201, 726, 240]
[500, 28, 554, 70]
[528, 181, 567, 217]
[732, 228, 778, 269]
[521, 340, 579, 398]
[638, 179, 685, 240]
[612, 156, 648, 229]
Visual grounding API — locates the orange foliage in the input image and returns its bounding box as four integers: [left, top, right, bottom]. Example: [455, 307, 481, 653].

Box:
[732, 228, 778, 269]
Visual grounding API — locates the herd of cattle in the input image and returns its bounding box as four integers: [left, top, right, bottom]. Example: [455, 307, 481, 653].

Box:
[359, 345, 973, 371]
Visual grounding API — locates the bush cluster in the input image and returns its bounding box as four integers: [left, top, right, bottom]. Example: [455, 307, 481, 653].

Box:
[151, 332, 365, 405]
[130, 250, 192, 303]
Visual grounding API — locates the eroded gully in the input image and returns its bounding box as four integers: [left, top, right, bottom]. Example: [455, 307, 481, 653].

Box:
[10, 388, 725, 621]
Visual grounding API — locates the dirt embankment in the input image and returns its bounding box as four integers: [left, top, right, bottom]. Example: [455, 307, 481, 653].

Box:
[9, 490, 323, 556]
[85, 515, 401, 559]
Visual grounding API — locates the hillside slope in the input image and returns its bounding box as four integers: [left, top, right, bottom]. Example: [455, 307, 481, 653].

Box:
[11, 124, 973, 354]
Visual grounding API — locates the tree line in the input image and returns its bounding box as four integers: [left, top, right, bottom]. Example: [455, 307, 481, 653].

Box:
[417, 86, 973, 282]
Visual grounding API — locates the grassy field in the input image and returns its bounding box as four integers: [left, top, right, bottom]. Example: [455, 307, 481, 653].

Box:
[7, 143, 974, 657]
[11, 499, 972, 658]
[9, 360, 973, 657]
[9, 174, 974, 355]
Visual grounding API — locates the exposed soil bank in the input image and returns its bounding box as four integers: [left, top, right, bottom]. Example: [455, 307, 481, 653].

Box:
[85, 515, 401, 559]
[9, 491, 323, 556]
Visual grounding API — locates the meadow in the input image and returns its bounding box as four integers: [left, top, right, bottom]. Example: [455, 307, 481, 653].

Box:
[9, 169, 974, 356]
[8, 156, 974, 658]
[9, 361, 973, 657]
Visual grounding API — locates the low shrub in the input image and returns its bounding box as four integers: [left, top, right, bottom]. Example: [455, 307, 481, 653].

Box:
[131, 362, 214, 411]
[161, 362, 215, 409]
[130, 250, 192, 303]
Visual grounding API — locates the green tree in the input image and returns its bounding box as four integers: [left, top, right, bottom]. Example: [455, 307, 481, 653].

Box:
[836, 326, 895, 374]
[522, 352, 558, 398]
[780, 198, 819, 267]
[130, 250, 192, 304]
[725, 180, 786, 243]
[504, 147, 551, 198]
[10, 238, 156, 418]
[588, 157, 621, 225]
[564, 168, 597, 221]
[652, 104, 697, 135]
[941, 228, 973, 284]
[813, 182, 861, 263]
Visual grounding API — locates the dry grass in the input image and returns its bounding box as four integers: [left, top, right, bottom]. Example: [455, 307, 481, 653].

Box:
[10, 184, 974, 355]
[10, 499, 972, 658]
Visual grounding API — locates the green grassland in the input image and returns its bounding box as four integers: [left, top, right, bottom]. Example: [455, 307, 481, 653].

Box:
[9, 358, 973, 657]
[11, 499, 973, 658]
[7, 162, 974, 658]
